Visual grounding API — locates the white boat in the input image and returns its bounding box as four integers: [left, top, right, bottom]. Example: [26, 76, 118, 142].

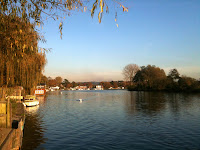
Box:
[23, 95, 39, 107]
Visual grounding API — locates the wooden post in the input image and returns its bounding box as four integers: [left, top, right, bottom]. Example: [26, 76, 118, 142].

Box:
[0, 102, 7, 127]
[0, 88, 5, 101]
[6, 98, 12, 128]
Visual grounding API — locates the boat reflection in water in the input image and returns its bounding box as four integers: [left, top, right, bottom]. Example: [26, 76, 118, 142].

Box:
[25, 105, 39, 114]
[22, 96, 47, 150]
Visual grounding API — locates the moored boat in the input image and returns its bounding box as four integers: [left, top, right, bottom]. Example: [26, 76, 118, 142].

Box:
[23, 95, 39, 107]
[34, 89, 46, 96]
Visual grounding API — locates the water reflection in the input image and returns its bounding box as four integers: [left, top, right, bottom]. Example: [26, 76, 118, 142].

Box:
[22, 96, 47, 150]
[22, 91, 200, 150]
[125, 92, 167, 116]
[124, 91, 200, 117]
[124, 91, 200, 149]
[25, 105, 39, 114]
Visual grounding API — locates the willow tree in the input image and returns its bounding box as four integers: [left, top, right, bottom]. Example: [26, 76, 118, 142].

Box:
[0, 14, 46, 94]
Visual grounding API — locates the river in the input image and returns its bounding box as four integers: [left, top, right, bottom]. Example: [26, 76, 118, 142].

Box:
[21, 90, 200, 150]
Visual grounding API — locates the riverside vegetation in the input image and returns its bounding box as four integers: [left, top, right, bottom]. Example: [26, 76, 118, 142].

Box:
[125, 64, 200, 92]
[0, 14, 46, 95]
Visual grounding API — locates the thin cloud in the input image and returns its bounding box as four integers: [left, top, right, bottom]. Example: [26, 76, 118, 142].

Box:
[163, 66, 200, 79]
[45, 71, 123, 82]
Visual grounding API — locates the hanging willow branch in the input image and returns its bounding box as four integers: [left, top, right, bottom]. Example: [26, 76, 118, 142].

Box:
[0, 0, 128, 37]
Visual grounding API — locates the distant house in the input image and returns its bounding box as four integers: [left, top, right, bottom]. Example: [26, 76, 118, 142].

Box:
[50, 86, 60, 91]
[36, 83, 46, 89]
[75, 86, 87, 90]
[95, 85, 103, 90]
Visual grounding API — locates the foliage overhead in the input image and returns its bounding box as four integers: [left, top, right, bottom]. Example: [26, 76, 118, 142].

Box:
[0, 0, 128, 37]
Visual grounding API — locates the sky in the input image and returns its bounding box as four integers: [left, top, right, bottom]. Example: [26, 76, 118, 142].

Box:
[40, 0, 200, 82]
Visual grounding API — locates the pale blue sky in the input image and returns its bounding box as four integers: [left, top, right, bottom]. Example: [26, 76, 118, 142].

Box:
[41, 0, 200, 82]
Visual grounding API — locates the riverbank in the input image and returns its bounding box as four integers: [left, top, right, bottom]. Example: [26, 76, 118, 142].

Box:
[127, 86, 200, 93]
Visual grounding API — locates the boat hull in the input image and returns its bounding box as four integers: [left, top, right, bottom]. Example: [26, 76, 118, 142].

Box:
[24, 100, 39, 107]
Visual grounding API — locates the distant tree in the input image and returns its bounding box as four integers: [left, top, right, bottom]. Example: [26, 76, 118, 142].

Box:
[134, 65, 167, 90]
[87, 82, 93, 89]
[117, 81, 123, 87]
[66, 83, 72, 89]
[101, 82, 112, 89]
[122, 64, 140, 84]
[71, 81, 77, 88]
[164, 68, 180, 91]
[110, 81, 118, 88]
[55, 76, 63, 86]
[76, 82, 81, 86]
[178, 76, 198, 91]
[119, 81, 126, 88]
[62, 79, 70, 87]
[40, 75, 49, 86]
[48, 79, 57, 87]
[168, 69, 180, 81]
[64, 79, 69, 84]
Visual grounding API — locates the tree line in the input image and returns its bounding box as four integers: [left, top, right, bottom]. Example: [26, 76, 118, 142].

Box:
[123, 64, 200, 92]
[40, 75, 127, 89]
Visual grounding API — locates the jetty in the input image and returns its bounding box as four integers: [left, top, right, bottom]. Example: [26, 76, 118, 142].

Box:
[0, 87, 25, 150]
[0, 99, 25, 150]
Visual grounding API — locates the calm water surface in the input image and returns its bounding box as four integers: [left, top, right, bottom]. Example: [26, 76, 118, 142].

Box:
[22, 90, 200, 150]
